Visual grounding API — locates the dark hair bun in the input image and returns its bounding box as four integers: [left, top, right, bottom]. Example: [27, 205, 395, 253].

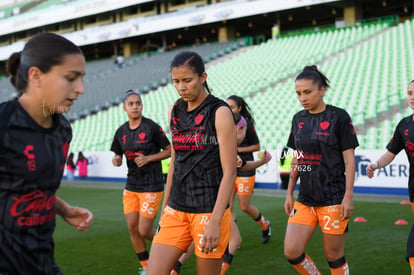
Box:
[6, 51, 21, 87]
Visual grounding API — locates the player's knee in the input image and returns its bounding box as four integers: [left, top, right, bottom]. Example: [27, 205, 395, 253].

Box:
[138, 227, 154, 240]
[284, 241, 305, 261]
[324, 248, 343, 262]
[127, 223, 139, 234]
[286, 252, 305, 265]
[239, 203, 250, 212]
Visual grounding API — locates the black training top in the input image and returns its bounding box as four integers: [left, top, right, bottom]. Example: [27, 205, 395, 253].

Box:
[111, 117, 170, 192]
[0, 99, 71, 274]
[387, 114, 414, 202]
[169, 94, 229, 213]
[287, 105, 359, 206]
[237, 118, 260, 177]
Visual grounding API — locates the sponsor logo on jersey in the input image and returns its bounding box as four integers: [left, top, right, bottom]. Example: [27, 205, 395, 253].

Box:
[172, 132, 206, 151]
[10, 190, 56, 226]
[24, 145, 36, 172]
[122, 135, 127, 144]
[172, 117, 180, 125]
[297, 152, 322, 165]
[405, 129, 409, 136]
[125, 150, 143, 160]
[297, 122, 304, 134]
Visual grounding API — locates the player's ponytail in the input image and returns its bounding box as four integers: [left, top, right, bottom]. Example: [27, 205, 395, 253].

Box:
[6, 51, 24, 95]
[296, 65, 330, 89]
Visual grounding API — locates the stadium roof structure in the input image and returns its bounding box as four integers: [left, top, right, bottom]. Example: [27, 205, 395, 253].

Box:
[0, 0, 340, 61]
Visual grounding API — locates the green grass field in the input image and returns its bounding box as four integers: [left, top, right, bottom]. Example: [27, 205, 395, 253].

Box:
[55, 181, 412, 274]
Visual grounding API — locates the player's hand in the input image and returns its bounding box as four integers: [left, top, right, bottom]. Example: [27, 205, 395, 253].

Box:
[62, 206, 93, 233]
[284, 194, 294, 216]
[366, 163, 378, 178]
[236, 155, 243, 168]
[112, 155, 122, 166]
[261, 150, 272, 163]
[340, 196, 353, 221]
[200, 220, 220, 254]
[135, 153, 150, 167]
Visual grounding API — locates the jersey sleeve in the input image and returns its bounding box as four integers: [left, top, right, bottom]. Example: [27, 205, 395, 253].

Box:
[110, 128, 123, 155]
[287, 116, 296, 150]
[337, 110, 359, 151]
[153, 123, 170, 149]
[386, 122, 404, 154]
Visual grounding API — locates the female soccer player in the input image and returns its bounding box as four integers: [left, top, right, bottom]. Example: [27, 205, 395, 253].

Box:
[77, 151, 88, 178]
[0, 32, 93, 274]
[226, 95, 271, 245]
[284, 65, 358, 275]
[366, 80, 414, 274]
[147, 51, 237, 275]
[111, 89, 171, 274]
[66, 152, 76, 180]
[170, 113, 271, 275]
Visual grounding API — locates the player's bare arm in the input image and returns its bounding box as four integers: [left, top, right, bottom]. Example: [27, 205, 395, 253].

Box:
[366, 150, 396, 178]
[341, 148, 355, 220]
[285, 156, 299, 216]
[56, 196, 93, 232]
[201, 106, 237, 253]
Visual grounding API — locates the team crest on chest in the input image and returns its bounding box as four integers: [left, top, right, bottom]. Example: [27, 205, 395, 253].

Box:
[195, 114, 204, 125]
[320, 120, 330, 130]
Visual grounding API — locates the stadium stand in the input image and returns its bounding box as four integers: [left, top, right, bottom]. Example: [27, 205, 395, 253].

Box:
[1, 7, 411, 153]
[68, 19, 398, 152]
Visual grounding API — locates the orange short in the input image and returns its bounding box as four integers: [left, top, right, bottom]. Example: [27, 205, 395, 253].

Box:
[153, 206, 231, 259]
[234, 176, 255, 196]
[288, 201, 349, 234]
[122, 189, 163, 219]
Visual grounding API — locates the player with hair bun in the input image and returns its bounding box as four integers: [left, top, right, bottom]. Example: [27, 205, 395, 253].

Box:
[0, 32, 93, 274]
[284, 65, 358, 275]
